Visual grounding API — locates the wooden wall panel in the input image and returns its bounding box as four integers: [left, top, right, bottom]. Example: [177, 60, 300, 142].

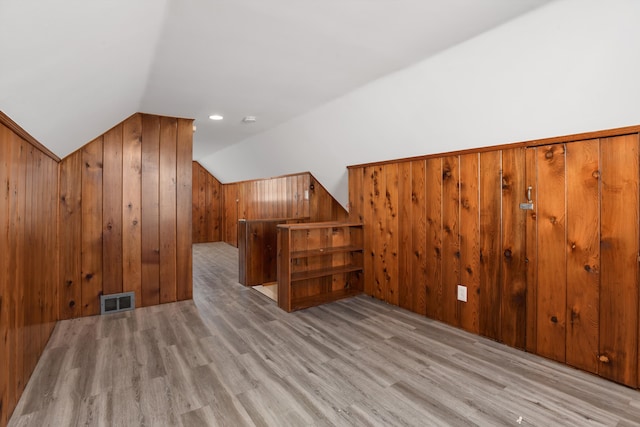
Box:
[0, 117, 58, 425]
[122, 115, 142, 299]
[384, 164, 399, 305]
[58, 113, 193, 315]
[478, 151, 501, 341]
[102, 124, 123, 296]
[500, 148, 527, 349]
[600, 134, 639, 387]
[59, 151, 82, 319]
[459, 153, 480, 334]
[565, 139, 600, 374]
[81, 137, 104, 316]
[398, 162, 413, 311]
[524, 148, 538, 353]
[347, 127, 640, 390]
[0, 125, 11, 425]
[535, 144, 567, 362]
[191, 162, 221, 244]
[372, 166, 386, 300]
[363, 167, 376, 296]
[410, 160, 427, 315]
[219, 172, 346, 247]
[441, 156, 459, 326]
[159, 117, 177, 303]
[176, 119, 193, 301]
[141, 115, 161, 307]
[425, 158, 443, 320]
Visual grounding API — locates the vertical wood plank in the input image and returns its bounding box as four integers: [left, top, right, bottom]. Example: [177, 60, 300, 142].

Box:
[198, 166, 206, 240]
[525, 147, 538, 353]
[8, 135, 26, 414]
[159, 117, 177, 304]
[479, 151, 502, 340]
[192, 162, 201, 242]
[398, 162, 413, 311]
[565, 139, 600, 374]
[501, 148, 527, 349]
[459, 153, 480, 334]
[141, 114, 160, 306]
[600, 134, 639, 387]
[363, 167, 375, 296]
[441, 156, 459, 326]
[81, 137, 104, 316]
[410, 160, 427, 315]
[205, 173, 214, 241]
[425, 157, 443, 320]
[58, 151, 82, 319]
[176, 119, 193, 300]
[122, 114, 142, 299]
[0, 125, 10, 424]
[384, 164, 399, 305]
[536, 144, 567, 362]
[102, 124, 123, 295]
[348, 168, 364, 224]
[372, 166, 386, 300]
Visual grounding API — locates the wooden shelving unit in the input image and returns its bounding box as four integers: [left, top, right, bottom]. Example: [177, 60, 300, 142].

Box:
[277, 221, 364, 312]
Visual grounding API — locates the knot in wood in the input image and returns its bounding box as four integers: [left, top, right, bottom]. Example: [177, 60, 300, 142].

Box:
[545, 151, 554, 159]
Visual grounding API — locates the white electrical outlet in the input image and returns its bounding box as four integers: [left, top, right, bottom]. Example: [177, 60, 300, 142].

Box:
[457, 285, 467, 302]
[304, 189, 309, 200]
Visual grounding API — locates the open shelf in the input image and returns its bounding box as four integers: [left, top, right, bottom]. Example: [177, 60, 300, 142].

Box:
[277, 221, 364, 312]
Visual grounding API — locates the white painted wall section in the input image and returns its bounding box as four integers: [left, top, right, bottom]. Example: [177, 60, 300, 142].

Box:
[200, 0, 640, 207]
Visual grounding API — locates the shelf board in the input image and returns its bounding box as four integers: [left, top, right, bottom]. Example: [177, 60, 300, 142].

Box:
[290, 265, 363, 282]
[291, 288, 362, 311]
[291, 245, 363, 259]
[277, 221, 363, 231]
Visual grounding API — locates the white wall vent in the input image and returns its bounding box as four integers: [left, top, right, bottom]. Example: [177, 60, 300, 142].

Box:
[100, 292, 135, 315]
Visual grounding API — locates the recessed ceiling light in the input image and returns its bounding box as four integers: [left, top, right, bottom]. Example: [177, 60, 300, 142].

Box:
[242, 116, 257, 123]
[209, 114, 223, 121]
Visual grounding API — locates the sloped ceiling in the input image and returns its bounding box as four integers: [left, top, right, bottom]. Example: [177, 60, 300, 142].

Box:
[0, 0, 553, 161]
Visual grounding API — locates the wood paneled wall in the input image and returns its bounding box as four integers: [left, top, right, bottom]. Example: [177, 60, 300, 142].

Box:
[349, 127, 640, 388]
[59, 113, 193, 319]
[192, 161, 221, 243]
[0, 114, 59, 426]
[221, 173, 347, 247]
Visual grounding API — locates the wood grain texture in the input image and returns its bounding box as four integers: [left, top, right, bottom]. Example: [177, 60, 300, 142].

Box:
[190, 162, 223, 243]
[0, 120, 58, 426]
[372, 166, 386, 301]
[535, 144, 567, 362]
[398, 162, 413, 311]
[478, 151, 501, 341]
[122, 114, 142, 299]
[410, 160, 427, 315]
[0, 124, 11, 425]
[81, 137, 104, 316]
[58, 151, 82, 320]
[363, 167, 375, 296]
[425, 158, 443, 321]
[458, 153, 479, 334]
[159, 117, 177, 304]
[565, 139, 600, 374]
[384, 164, 399, 305]
[500, 148, 526, 349]
[441, 156, 459, 327]
[141, 114, 161, 307]
[11, 242, 640, 427]
[524, 147, 537, 353]
[176, 119, 193, 301]
[102, 124, 124, 296]
[599, 134, 639, 387]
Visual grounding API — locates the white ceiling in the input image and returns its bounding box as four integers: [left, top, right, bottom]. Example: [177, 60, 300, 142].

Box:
[0, 0, 553, 161]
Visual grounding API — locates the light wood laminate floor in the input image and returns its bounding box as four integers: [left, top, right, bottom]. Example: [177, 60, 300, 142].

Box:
[9, 242, 640, 426]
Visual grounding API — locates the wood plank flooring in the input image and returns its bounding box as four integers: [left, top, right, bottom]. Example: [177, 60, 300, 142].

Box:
[9, 242, 640, 426]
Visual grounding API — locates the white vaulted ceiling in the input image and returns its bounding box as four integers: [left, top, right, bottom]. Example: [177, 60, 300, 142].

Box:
[0, 0, 554, 160]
